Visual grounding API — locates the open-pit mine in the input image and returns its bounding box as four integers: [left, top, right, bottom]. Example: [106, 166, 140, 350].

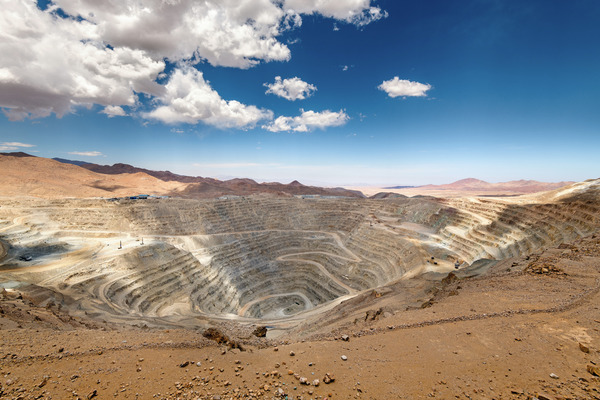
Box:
[2, 178, 599, 336]
[2, 162, 600, 399]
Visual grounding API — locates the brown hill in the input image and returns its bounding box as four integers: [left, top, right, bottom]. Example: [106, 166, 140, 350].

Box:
[369, 192, 408, 199]
[0, 154, 184, 198]
[419, 177, 490, 189]
[1, 154, 364, 199]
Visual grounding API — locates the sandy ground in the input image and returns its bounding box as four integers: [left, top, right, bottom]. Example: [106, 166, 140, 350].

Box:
[1, 235, 600, 399]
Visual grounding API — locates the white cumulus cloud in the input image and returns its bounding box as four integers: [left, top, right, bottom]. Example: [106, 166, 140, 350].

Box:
[0, 1, 164, 121]
[378, 77, 432, 98]
[68, 151, 104, 157]
[0, 142, 36, 151]
[264, 109, 349, 132]
[284, 0, 387, 25]
[55, 0, 292, 69]
[0, 142, 35, 148]
[144, 66, 273, 129]
[265, 76, 317, 101]
[351, 6, 388, 26]
[101, 106, 127, 118]
[0, 0, 386, 126]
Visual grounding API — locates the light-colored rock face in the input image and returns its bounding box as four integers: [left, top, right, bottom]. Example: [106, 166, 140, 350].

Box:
[1, 180, 599, 327]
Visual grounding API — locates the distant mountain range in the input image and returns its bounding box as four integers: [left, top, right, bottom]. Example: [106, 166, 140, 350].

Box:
[0, 153, 364, 199]
[80, 162, 219, 184]
[379, 177, 574, 196]
[52, 157, 92, 167]
[417, 177, 574, 193]
[0, 152, 575, 199]
[77, 160, 364, 198]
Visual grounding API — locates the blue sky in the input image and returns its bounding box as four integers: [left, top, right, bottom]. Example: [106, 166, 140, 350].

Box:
[1, 0, 599, 186]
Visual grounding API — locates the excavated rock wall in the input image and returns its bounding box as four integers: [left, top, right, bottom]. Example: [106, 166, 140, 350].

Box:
[0, 182, 599, 324]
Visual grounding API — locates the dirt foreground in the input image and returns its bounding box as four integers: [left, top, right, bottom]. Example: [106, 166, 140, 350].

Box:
[2, 234, 600, 400]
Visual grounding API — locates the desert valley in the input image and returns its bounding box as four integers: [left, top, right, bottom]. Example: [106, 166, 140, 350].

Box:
[1, 153, 599, 399]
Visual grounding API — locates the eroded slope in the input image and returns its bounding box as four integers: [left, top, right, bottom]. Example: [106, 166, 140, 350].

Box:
[0, 179, 599, 330]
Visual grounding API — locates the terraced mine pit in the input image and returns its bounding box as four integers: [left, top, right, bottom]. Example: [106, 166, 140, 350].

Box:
[0, 179, 599, 331]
